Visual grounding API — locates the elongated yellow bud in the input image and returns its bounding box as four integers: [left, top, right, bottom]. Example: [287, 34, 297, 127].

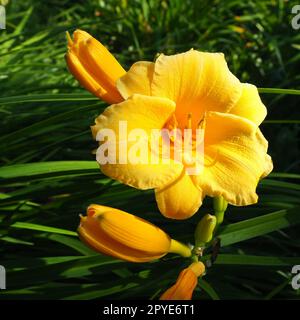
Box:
[160, 261, 205, 300]
[194, 214, 217, 247]
[78, 204, 191, 262]
[65, 29, 126, 103]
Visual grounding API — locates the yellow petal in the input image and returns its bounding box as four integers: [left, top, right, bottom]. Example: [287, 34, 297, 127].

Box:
[160, 269, 197, 300]
[255, 128, 274, 179]
[94, 205, 171, 252]
[66, 52, 108, 99]
[152, 50, 242, 129]
[189, 261, 206, 277]
[160, 262, 205, 300]
[71, 29, 90, 43]
[262, 153, 273, 179]
[66, 29, 125, 103]
[92, 94, 183, 189]
[229, 83, 267, 125]
[155, 171, 203, 219]
[78, 204, 171, 262]
[116, 61, 154, 99]
[194, 112, 272, 206]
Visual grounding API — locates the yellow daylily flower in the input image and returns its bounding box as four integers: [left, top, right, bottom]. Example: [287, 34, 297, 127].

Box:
[65, 30, 125, 103]
[160, 261, 205, 300]
[66, 30, 273, 220]
[78, 204, 191, 263]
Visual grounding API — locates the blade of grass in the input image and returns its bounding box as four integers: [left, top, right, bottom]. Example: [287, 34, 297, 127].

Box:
[258, 88, 300, 95]
[198, 279, 220, 300]
[0, 93, 97, 104]
[210, 254, 300, 266]
[10, 222, 77, 236]
[0, 161, 99, 180]
[219, 207, 300, 247]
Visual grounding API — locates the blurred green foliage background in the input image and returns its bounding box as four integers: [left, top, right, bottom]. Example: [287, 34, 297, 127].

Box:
[0, 0, 300, 299]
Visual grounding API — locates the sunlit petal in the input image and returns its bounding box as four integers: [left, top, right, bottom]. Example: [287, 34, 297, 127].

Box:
[193, 112, 271, 206]
[155, 171, 203, 219]
[117, 61, 155, 99]
[92, 94, 183, 189]
[230, 83, 267, 125]
[160, 262, 205, 300]
[152, 50, 242, 129]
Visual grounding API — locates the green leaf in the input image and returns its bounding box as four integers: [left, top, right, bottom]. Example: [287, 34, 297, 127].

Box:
[63, 281, 139, 300]
[212, 254, 300, 266]
[0, 103, 100, 148]
[198, 279, 220, 300]
[260, 179, 300, 191]
[258, 88, 300, 95]
[5, 255, 124, 289]
[264, 280, 290, 300]
[0, 161, 99, 180]
[218, 207, 300, 246]
[269, 173, 300, 179]
[0, 93, 97, 104]
[44, 234, 96, 255]
[0, 236, 34, 246]
[10, 222, 77, 236]
[264, 120, 300, 124]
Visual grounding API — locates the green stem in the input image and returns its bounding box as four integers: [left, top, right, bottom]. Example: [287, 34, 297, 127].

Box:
[213, 196, 228, 232]
[215, 210, 225, 225]
[191, 254, 199, 263]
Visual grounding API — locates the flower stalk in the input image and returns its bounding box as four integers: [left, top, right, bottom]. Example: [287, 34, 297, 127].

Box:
[169, 239, 192, 258]
[213, 196, 228, 230]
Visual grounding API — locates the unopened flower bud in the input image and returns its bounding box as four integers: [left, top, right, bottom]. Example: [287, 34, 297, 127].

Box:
[194, 214, 217, 247]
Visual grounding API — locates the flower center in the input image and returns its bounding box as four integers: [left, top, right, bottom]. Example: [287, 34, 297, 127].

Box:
[165, 113, 205, 144]
[161, 113, 205, 172]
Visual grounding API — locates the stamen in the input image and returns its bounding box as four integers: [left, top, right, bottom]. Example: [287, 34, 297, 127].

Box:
[197, 119, 204, 128]
[172, 114, 178, 130]
[197, 113, 206, 129]
[186, 113, 192, 129]
[168, 114, 178, 143]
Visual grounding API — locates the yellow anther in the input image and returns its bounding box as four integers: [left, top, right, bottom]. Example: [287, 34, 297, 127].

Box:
[197, 113, 206, 129]
[197, 119, 204, 128]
